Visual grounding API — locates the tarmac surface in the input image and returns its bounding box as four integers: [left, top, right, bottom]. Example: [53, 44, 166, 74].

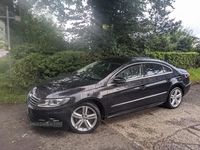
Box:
[0, 84, 200, 150]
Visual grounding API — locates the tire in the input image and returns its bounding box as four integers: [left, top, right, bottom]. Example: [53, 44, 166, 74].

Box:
[69, 102, 101, 134]
[164, 87, 183, 109]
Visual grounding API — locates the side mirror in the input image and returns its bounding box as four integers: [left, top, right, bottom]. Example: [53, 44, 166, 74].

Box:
[113, 77, 126, 84]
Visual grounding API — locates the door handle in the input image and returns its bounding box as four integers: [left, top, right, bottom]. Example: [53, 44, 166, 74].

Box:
[140, 85, 146, 90]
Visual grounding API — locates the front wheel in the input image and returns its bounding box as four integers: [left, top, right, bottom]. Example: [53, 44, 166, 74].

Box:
[164, 87, 183, 109]
[69, 102, 101, 134]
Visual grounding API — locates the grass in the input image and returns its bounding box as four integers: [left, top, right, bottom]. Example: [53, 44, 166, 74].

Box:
[188, 68, 200, 83]
[0, 55, 200, 104]
[0, 56, 9, 73]
[0, 56, 27, 104]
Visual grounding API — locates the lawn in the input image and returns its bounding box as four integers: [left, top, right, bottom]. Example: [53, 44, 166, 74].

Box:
[188, 68, 200, 83]
[0, 56, 27, 104]
[0, 56, 200, 104]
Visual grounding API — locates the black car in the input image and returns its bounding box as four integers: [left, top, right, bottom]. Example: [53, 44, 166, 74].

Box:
[27, 57, 191, 133]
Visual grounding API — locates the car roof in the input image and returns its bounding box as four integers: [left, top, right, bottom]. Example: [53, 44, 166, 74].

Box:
[103, 57, 167, 64]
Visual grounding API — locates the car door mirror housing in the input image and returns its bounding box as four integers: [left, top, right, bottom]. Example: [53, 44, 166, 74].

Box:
[113, 77, 126, 84]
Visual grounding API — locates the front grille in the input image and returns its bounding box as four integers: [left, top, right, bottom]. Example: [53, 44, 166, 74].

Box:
[28, 94, 40, 107]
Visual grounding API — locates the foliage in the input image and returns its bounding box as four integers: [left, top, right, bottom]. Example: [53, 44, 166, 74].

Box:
[28, 0, 181, 54]
[145, 34, 173, 52]
[0, 0, 19, 17]
[170, 29, 196, 51]
[0, 55, 9, 74]
[13, 50, 200, 88]
[195, 44, 200, 52]
[0, 56, 27, 104]
[0, 41, 6, 49]
[88, 0, 145, 35]
[12, 51, 93, 88]
[150, 51, 199, 69]
[2, 50, 200, 104]
[11, 12, 69, 57]
[147, 0, 181, 34]
[89, 32, 142, 58]
[188, 68, 200, 83]
[145, 28, 197, 52]
[0, 21, 6, 42]
[193, 37, 200, 52]
[84, 0, 181, 54]
[0, 88, 26, 104]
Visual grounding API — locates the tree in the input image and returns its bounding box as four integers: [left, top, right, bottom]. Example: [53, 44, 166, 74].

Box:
[85, 0, 147, 55]
[146, 28, 197, 52]
[29, 0, 181, 45]
[0, 0, 19, 17]
[11, 12, 69, 59]
[1, 0, 183, 55]
[0, 21, 6, 40]
[147, 0, 181, 35]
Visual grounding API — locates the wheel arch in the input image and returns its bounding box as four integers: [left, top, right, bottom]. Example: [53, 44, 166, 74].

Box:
[75, 98, 106, 119]
[169, 83, 184, 96]
[164, 84, 184, 109]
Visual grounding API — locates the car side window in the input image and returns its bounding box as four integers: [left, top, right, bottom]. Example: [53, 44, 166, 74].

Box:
[143, 63, 164, 76]
[163, 66, 172, 73]
[116, 64, 142, 80]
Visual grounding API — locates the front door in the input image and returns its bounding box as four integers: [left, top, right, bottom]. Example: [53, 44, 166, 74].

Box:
[106, 64, 149, 116]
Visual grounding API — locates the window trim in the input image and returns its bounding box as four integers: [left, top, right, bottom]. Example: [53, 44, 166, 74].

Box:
[107, 62, 173, 85]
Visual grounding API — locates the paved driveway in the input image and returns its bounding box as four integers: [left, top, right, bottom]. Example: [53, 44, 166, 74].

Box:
[0, 84, 200, 150]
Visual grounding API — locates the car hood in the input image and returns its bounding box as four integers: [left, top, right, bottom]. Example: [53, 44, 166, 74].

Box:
[32, 75, 99, 99]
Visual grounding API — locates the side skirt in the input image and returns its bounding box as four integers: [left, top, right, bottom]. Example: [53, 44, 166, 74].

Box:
[106, 102, 164, 119]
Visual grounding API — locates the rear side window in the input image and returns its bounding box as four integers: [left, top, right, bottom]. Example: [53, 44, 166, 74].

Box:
[143, 63, 171, 77]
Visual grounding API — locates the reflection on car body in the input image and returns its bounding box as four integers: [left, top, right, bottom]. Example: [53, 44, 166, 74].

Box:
[27, 57, 191, 133]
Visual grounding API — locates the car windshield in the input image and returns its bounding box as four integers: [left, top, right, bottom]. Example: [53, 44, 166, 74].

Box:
[76, 61, 122, 80]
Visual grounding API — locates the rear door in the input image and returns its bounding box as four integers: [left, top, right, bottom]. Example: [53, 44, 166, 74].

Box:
[141, 63, 172, 105]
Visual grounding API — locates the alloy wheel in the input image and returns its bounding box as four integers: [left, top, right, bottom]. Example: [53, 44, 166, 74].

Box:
[170, 88, 182, 108]
[70, 105, 98, 132]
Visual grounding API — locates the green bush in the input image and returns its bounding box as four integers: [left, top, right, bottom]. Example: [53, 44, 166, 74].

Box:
[42, 51, 92, 78]
[13, 50, 200, 88]
[12, 43, 39, 59]
[0, 41, 6, 49]
[150, 51, 199, 69]
[13, 51, 94, 88]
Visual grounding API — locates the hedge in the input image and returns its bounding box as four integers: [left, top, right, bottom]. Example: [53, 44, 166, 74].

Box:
[13, 51, 94, 88]
[149, 51, 199, 69]
[13, 50, 200, 88]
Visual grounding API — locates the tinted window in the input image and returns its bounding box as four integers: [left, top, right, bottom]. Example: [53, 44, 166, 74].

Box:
[116, 64, 142, 80]
[143, 63, 171, 76]
[76, 61, 121, 80]
[163, 66, 172, 73]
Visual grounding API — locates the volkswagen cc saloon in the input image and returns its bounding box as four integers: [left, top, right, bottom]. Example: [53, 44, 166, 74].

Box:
[27, 57, 191, 133]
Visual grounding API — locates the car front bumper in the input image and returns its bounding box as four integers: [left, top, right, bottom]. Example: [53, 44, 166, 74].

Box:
[27, 105, 70, 128]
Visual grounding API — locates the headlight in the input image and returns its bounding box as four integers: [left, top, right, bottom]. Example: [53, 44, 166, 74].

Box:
[37, 98, 70, 107]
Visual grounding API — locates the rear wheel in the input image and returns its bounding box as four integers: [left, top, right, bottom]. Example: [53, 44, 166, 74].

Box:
[165, 87, 183, 109]
[69, 102, 101, 134]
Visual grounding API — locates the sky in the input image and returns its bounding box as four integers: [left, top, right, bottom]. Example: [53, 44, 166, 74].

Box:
[170, 0, 200, 38]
